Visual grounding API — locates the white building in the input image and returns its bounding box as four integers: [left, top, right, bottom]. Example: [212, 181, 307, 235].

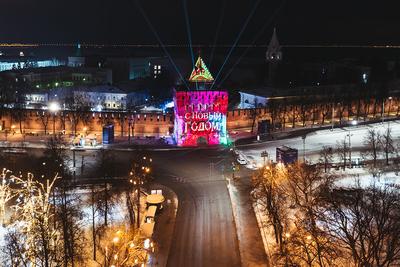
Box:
[0, 58, 63, 72]
[73, 85, 127, 111]
[24, 92, 49, 109]
[239, 91, 268, 109]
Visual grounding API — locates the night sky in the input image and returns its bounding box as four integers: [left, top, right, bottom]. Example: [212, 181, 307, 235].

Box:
[1, 0, 400, 45]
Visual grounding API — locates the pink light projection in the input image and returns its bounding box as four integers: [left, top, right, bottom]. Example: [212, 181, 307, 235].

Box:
[174, 90, 228, 146]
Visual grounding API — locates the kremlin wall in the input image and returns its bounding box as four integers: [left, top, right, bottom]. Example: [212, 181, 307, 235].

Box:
[0, 96, 398, 139]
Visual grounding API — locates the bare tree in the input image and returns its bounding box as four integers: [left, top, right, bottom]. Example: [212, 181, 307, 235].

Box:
[95, 148, 117, 227]
[323, 184, 400, 266]
[65, 96, 91, 136]
[284, 163, 335, 267]
[336, 138, 349, 170]
[251, 165, 288, 251]
[379, 126, 395, 166]
[37, 110, 51, 135]
[56, 188, 86, 267]
[319, 145, 333, 173]
[11, 106, 27, 134]
[42, 135, 70, 179]
[363, 128, 381, 173]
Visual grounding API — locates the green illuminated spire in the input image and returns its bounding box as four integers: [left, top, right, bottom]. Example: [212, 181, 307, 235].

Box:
[189, 56, 214, 83]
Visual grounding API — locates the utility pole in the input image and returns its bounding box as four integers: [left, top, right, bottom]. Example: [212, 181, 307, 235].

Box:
[128, 118, 131, 144]
[52, 113, 56, 136]
[261, 151, 269, 166]
[209, 162, 213, 181]
[131, 155, 152, 229]
[81, 155, 85, 175]
[73, 149, 76, 181]
[347, 131, 353, 168]
[331, 104, 335, 130]
[302, 135, 307, 163]
[136, 173, 141, 228]
[231, 162, 235, 180]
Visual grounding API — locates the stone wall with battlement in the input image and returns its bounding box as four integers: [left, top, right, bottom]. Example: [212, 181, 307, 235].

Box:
[0, 97, 399, 138]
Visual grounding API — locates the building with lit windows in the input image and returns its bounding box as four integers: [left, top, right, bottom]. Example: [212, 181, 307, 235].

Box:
[0, 66, 112, 89]
[73, 86, 127, 111]
[0, 57, 63, 72]
[24, 92, 49, 109]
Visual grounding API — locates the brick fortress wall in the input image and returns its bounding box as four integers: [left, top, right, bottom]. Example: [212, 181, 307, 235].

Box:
[0, 97, 398, 137]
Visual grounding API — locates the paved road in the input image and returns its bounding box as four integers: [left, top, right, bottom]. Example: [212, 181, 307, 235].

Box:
[150, 149, 241, 267]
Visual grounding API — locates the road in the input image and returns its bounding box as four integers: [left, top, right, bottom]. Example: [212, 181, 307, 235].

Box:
[237, 120, 400, 167]
[149, 149, 241, 267]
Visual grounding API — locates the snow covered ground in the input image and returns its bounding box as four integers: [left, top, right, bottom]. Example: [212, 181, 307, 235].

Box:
[237, 120, 400, 168]
[244, 122, 400, 263]
[333, 167, 400, 188]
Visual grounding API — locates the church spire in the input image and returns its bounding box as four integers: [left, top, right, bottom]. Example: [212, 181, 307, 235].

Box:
[266, 28, 282, 62]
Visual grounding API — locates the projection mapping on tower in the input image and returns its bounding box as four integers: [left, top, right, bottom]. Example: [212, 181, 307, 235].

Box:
[174, 56, 228, 146]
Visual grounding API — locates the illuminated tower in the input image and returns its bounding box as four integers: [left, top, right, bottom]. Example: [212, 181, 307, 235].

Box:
[266, 28, 282, 86]
[188, 56, 214, 90]
[173, 55, 228, 146]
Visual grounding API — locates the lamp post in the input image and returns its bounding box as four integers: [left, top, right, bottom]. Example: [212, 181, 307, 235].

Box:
[48, 102, 60, 136]
[302, 135, 307, 163]
[346, 130, 353, 168]
[130, 156, 152, 228]
[261, 151, 269, 166]
[107, 229, 154, 267]
[331, 103, 335, 131]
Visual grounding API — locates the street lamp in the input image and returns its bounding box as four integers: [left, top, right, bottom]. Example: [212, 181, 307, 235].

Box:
[331, 103, 335, 131]
[107, 229, 154, 267]
[48, 102, 60, 136]
[261, 151, 269, 166]
[346, 130, 353, 168]
[130, 155, 153, 228]
[302, 135, 307, 163]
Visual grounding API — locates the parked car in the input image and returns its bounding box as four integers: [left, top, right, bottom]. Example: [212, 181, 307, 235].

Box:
[236, 156, 247, 165]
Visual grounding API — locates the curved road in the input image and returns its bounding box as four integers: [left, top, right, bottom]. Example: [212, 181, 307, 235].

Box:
[151, 148, 241, 267]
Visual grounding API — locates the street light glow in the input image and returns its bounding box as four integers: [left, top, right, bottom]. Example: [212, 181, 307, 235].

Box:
[48, 102, 60, 112]
[144, 238, 150, 249]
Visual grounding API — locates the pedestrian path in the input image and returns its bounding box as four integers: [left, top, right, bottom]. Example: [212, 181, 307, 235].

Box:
[227, 176, 269, 267]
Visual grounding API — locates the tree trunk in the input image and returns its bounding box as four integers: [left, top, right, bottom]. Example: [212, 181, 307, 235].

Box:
[104, 180, 108, 227]
[91, 188, 97, 261]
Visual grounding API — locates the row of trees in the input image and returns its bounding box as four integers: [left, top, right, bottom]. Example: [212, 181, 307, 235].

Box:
[3, 102, 130, 137]
[319, 126, 397, 175]
[252, 163, 400, 266]
[250, 94, 397, 133]
[0, 136, 150, 266]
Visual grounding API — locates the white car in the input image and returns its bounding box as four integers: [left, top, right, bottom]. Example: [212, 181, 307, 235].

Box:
[236, 156, 247, 165]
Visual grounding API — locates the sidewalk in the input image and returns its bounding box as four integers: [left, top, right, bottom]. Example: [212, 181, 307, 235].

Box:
[149, 183, 178, 267]
[226, 175, 269, 267]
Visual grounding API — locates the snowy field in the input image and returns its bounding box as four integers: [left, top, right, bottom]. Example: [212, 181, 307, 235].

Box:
[237, 120, 400, 168]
